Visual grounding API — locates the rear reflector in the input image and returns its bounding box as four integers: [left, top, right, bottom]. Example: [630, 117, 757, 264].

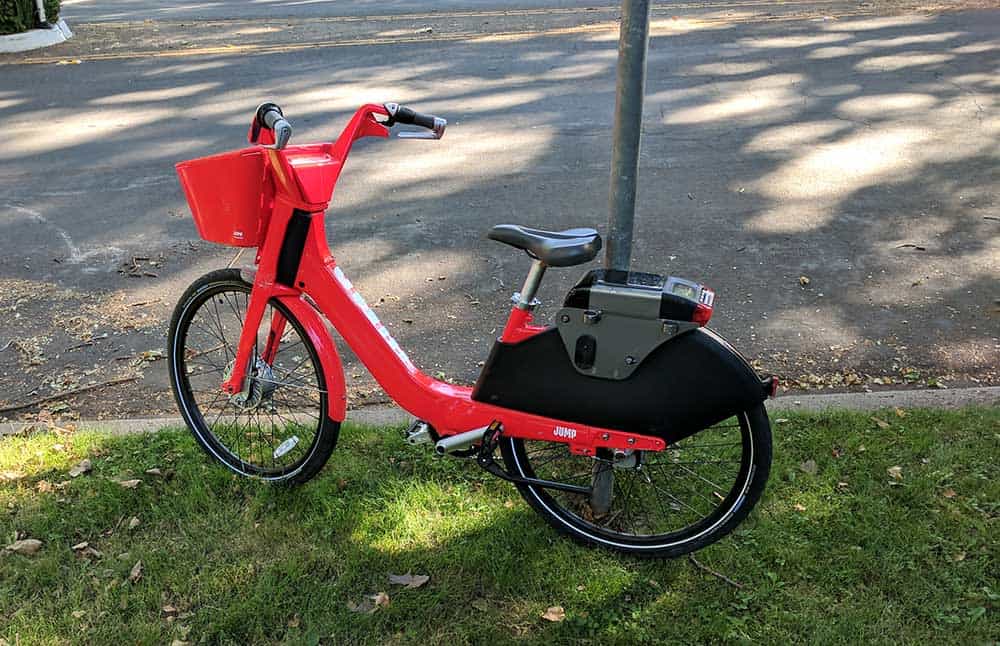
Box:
[691, 288, 715, 325]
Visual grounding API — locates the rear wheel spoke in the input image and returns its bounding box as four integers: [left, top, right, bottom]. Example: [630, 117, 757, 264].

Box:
[502, 411, 761, 550]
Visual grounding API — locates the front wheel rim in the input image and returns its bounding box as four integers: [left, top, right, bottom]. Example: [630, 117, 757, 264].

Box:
[171, 282, 327, 479]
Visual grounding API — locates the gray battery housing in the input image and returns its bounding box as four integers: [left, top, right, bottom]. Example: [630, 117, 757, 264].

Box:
[555, 270, 703, 380]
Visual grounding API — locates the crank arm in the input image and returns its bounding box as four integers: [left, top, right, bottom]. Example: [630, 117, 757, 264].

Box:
[475, 423, 590, 496]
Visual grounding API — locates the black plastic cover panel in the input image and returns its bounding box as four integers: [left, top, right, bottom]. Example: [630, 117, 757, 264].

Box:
[471, 327, 766, 444]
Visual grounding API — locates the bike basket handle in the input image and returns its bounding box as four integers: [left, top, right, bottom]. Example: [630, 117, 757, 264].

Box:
[384, 102, 447, 140]
[253, 102, 293, 150]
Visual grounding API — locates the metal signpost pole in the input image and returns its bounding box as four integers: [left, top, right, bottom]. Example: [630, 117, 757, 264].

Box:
[605, 0, 652, 271]
[35, 0, 49, 27]
[593, 0, 653, 517]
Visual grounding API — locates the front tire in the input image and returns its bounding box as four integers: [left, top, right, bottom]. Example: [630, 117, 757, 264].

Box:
[499, 404, 772, 557]
[167, 269, 338, 485]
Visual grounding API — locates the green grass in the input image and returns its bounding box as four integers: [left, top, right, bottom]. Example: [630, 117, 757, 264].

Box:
[1, 408, 997, 645]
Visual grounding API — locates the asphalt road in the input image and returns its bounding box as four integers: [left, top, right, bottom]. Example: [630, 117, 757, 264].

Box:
[57, 0, 869, 22]
[1, 3, 997, 420]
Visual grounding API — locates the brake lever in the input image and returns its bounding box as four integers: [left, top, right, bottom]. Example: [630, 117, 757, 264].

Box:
[397, 117, 447, 140]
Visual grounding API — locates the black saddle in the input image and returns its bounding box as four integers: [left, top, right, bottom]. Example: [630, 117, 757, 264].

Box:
[488, 224, 602, 267]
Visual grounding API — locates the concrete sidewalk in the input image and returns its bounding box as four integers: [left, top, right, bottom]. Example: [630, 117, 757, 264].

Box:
[3, 386, 997, 437]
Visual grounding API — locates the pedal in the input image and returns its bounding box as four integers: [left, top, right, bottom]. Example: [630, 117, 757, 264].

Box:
[404, 421, 433, 446]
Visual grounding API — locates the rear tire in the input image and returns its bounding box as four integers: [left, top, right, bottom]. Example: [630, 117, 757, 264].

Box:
[167, 269, 338, 485]
[499, 404, 772, 557]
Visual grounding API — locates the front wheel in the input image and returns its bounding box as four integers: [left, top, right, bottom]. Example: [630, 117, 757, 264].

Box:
[167, 269, 339, 485]
[499, 405, 772, 557]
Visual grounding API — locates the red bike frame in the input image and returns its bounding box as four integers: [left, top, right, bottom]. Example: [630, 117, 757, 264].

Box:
[219, 104, 666, 457]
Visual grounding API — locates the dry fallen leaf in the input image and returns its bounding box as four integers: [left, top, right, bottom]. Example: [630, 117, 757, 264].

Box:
[287, 613, 301, 628]
[128, 516, 141, 530]
[6, 538, 42, 556]
[388, 572, 430, 589]
[798, 275, 811, 286]
[887, 466, 903, 480]
[347, 599, 375, 614]
[541, 606, 566, 622]
[118, 479, 142, 489]
[72, 610, 86, 619]
[128, 560, 143, 583]
[894, 407, 907, 418]
[162, 604, 179, 618]
[348, 591, 390, 614]
[793, 503, 807, 512]
[144, 468, 163, 477]
[942, 488, 957, 499]
[69, 459, 92, 478]
[75, 543, 102, 559]
[871, 416, 890, 430]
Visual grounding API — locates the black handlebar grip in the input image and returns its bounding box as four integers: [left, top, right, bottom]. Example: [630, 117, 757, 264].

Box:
[394, 106, 438, 130]
[262, 108, 283, 130]
[255, 102, 284, 130]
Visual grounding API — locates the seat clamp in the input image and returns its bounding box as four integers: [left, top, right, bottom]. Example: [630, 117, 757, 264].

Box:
[511, 292, 542, 311]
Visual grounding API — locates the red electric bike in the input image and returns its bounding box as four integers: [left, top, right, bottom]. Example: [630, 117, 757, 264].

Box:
[168, 102, 776, 557]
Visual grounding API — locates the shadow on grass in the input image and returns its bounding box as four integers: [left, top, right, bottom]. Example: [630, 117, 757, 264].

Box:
[1, 407, 998, 644]
[2, 9, 998, 419]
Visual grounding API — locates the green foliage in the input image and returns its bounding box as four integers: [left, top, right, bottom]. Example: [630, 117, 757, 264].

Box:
[0, 0, 60, 36]
[1, 407, 997, 644]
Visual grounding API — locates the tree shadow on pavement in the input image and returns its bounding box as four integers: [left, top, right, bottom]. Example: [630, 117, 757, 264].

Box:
[0, 9, 997, 418]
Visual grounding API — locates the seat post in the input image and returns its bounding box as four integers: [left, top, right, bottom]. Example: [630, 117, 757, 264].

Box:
[515, 260, 547, 310]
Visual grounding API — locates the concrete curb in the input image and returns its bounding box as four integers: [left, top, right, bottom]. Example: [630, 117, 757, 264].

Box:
[0, 19, 72, 53]
[2, 387, 997, 437]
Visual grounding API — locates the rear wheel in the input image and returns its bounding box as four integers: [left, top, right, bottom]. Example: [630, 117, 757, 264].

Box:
[499, 405, 771, 557]
[167, 269, 338, 485]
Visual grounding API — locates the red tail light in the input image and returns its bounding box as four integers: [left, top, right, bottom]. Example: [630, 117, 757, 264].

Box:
[692, 287, 714, 326]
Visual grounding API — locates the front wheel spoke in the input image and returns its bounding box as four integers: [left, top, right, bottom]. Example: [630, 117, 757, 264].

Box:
[255, 378, 326, 394]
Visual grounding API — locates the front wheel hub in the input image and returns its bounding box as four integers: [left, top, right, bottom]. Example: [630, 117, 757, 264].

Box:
[223, 356, 277, 411]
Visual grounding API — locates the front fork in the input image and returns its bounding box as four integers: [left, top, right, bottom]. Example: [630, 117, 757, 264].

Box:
[221, 280, 291, 395]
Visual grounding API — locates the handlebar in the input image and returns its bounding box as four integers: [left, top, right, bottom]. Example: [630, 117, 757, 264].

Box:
[249, 101, 446, 150]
